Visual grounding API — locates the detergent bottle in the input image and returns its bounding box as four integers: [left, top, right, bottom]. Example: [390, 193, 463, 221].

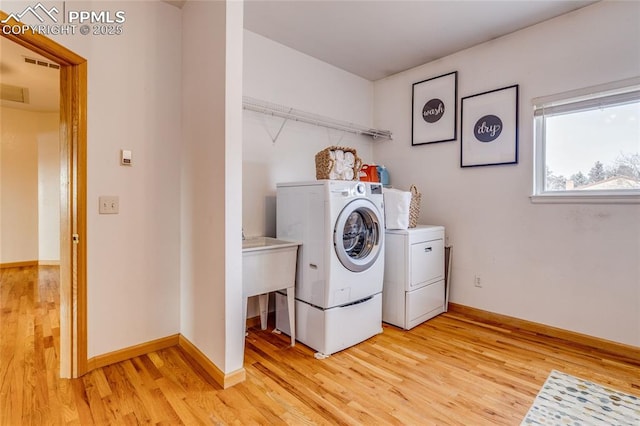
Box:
[359, 164, 379, 182]
[377, 165, 390, 187]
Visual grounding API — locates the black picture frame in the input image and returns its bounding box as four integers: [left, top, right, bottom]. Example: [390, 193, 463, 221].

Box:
[411, 71, 457, 146]
[460, 84, 519, 167]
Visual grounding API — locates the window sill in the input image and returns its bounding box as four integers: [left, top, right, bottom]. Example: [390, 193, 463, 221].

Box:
[530, 193, 640, 204]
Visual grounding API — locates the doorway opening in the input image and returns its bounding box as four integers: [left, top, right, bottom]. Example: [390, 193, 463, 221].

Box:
[1, 13, 88, 378]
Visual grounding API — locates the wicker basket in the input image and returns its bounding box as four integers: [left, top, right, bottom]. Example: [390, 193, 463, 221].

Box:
[315, 146, 362, 180]
[408, 184, 421, 228]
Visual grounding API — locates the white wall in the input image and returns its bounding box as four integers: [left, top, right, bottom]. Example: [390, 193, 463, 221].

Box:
[37, 112, 60, 262]
[0, 108, 40, 263]
[242, 30, 377, 239]
[181, 0, 244, 374]
[242, 31, 377, 317]
[45, 1, 183, 357]
[373, 1, 640, 346]
[0, 107, 59, 264]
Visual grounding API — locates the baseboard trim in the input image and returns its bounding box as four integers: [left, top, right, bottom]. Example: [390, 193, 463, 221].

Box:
[178, 335, 246, 389]
[448, 303, 640, 365]
[1, 260, 60, 268]
[85, 334, 247, 389]
[87, 334, 180, 371]
[246, 315, 262, 329]
[0, 260, 38, 269]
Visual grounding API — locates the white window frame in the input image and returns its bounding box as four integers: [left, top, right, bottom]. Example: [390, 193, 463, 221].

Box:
[531, 77, 640, 204]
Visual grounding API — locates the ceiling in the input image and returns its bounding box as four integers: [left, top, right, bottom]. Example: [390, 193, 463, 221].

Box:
[243, 0, 598, 81]
[1, 0, 598, 112]
[0, 37, 59, 112]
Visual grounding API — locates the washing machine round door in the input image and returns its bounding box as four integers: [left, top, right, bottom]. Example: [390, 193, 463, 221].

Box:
[334, 198, 383, 272]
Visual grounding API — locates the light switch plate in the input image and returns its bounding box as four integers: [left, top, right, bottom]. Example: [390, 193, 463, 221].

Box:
[99, 196, 119, 214]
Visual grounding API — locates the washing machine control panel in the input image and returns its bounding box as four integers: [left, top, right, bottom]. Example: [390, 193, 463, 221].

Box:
[330, 181, 383, 198]
[369, 183, 382, 195]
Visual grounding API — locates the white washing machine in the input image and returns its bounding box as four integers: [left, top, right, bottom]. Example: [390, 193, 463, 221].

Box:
[275, 180, 385, 357]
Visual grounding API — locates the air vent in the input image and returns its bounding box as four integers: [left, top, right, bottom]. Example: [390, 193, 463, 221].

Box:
[1, 83, 30, 103]
[24, 56, 60, 70]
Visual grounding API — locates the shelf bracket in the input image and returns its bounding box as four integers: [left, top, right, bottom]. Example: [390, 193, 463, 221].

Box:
[270, 113, 290, 144]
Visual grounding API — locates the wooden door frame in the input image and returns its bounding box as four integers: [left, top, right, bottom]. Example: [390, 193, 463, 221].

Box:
[1, 12, 88, 378]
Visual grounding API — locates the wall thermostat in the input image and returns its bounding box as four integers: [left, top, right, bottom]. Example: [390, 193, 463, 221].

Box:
[121, 149, 132, 166]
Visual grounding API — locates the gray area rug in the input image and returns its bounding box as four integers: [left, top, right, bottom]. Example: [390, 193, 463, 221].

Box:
[522, 370, 640, 425]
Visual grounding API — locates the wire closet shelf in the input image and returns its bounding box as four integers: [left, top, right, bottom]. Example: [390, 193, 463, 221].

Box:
[242, 96, 393, 141]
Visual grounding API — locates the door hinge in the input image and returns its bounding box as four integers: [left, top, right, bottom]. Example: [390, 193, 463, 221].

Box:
[72, 234, 80, 244]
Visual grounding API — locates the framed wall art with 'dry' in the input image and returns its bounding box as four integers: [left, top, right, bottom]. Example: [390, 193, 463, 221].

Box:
[460, 84, 519, 167]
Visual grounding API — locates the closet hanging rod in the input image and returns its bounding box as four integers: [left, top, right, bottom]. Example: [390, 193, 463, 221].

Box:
[242, 96, 393, 140]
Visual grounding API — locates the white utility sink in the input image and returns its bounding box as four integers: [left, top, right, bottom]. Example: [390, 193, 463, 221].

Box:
[242, 236, 300, 252]
[242, 237, 300, 346]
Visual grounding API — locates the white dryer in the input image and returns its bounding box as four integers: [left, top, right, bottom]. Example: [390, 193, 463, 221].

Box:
[276, 180, 385, 357]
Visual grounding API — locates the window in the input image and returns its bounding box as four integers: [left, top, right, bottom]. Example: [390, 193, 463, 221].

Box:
[533, 78, 640, 203]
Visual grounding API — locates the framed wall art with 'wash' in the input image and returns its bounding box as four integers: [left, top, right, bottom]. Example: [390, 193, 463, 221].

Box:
[460, 84, 519, 167]
[411, 71, 458, 146]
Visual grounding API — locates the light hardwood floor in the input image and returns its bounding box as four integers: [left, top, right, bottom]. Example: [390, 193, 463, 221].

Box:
[2, 266, 639, 425]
